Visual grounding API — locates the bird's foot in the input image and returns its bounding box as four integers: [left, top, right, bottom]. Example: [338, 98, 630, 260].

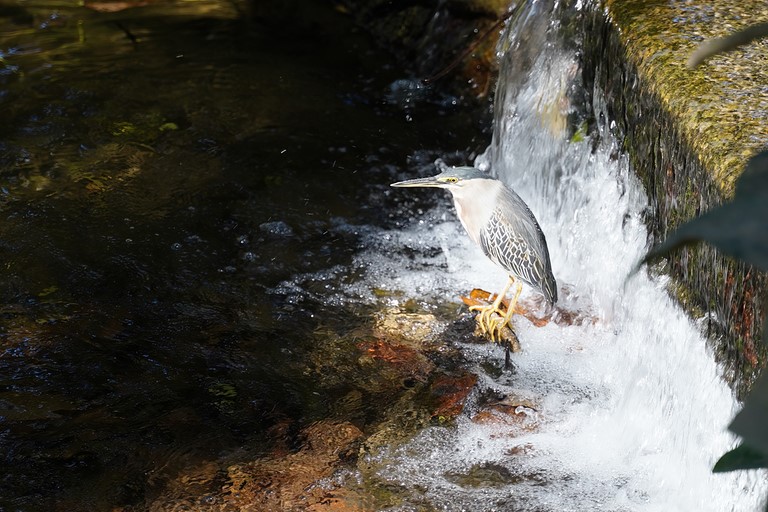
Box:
[468, 304, 521, 353]
[469, 304, 510, 343]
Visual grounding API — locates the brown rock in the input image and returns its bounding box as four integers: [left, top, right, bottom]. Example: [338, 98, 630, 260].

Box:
[222, 420, 365, 512]
[356, 338, 435, 382]
[471, 394, 539, 431]
[430, 372, 478, 420]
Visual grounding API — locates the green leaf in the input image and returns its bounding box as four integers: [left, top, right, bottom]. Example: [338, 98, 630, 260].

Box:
[642, 198, 768, 270]
[729, 372, 768, 457]
[735, 150, 768, 200]
[643, 150, 768, 270]
[713, 443, 768, 473]
[688, 22, 768, 68]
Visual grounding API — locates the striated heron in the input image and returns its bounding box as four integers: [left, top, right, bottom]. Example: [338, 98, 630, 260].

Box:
[391, 165, 557, 341]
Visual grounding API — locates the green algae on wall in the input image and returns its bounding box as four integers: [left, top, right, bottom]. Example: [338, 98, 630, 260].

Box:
[604, 0, 768, 198]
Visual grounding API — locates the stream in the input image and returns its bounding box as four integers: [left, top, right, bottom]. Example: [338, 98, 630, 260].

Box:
[0, 0, 766, 511]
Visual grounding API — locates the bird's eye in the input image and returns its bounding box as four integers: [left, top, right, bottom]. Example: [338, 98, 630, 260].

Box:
[446, 177, 458, 183]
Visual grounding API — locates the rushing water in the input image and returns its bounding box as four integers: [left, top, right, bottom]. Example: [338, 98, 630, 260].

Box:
[339, 1, 768, 511]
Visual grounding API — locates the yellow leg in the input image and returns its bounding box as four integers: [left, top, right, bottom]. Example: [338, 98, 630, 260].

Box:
[469, 276, 515, 342]
[499, 281, 523, 329]
[486, 279, 521, 341]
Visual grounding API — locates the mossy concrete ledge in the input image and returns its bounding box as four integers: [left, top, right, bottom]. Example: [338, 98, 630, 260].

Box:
[583, 1, 768, 390]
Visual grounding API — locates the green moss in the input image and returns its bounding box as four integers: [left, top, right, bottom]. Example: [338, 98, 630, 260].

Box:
[604, 0, 768, 198]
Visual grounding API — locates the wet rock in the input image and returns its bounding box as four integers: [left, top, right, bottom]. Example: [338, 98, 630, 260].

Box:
[429, 372, 479, 421]
[357, 372, 480, 484]
[373, 308, 443, 345]
[444, 462, 517, 488]
[354, 310, 480, 459]
[472, 402, 539, 430]
[470, 389, 540, 430]
[143, 421, 366, 512]
[222, 421, 365, 512]
[356, 338, 435, 384]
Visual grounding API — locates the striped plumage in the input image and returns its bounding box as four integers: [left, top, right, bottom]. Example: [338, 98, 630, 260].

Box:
[478, 187, 557, 305]
[436, 167, 557, 306]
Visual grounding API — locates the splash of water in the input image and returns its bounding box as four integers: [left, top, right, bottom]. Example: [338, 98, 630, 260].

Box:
[341, 1, 768, 510]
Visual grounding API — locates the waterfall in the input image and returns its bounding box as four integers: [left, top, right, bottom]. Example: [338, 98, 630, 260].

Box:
[344, 1, 768, 510]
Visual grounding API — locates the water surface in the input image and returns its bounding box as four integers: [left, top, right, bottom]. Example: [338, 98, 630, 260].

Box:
[0, 2, 490, 509]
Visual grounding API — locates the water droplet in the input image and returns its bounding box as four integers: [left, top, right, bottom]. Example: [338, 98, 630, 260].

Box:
[259, 221, 294, 237]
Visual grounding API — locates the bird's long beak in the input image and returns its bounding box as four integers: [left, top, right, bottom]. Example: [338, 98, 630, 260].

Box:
[390, 175, 442, 188]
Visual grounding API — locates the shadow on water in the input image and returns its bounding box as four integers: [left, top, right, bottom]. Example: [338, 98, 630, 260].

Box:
[0, 1, 490, 509]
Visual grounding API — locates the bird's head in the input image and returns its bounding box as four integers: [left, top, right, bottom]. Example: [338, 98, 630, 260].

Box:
[390, 166, 492, 191]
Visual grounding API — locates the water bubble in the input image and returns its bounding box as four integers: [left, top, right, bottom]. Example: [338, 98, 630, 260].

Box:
[200, 495, 216, 505]
[259, 221, 294, 237]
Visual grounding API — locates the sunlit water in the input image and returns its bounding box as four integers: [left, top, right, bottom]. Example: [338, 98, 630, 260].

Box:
[309, 1, 768, 510]
[0, 2, 490, 509]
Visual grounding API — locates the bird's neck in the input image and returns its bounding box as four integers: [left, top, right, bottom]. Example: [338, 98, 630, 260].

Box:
[451, 179, 501, 245]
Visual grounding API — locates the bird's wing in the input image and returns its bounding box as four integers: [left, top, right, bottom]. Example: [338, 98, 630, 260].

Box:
[479, 187, 557, 304]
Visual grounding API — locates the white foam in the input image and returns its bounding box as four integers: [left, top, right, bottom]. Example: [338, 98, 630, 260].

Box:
[345, 27, 765, 512]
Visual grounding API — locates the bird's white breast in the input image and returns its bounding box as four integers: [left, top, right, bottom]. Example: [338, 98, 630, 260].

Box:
[450, 179, 502, 246]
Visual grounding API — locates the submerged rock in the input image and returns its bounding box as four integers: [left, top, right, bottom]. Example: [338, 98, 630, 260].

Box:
[137, 304, 499, 511]
[221, 421, 365, 512]
[471, 392, 539, 430]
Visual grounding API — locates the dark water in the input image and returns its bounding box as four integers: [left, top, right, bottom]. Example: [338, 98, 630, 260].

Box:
[0, 1, 489, 509]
